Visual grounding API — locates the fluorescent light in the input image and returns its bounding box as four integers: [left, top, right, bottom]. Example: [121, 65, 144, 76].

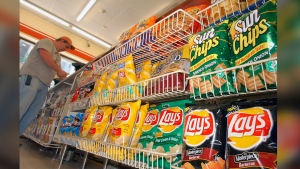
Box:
[72, 26, 111, 48]
[76, 0, 96, 22]
[20, 0, 70, 27]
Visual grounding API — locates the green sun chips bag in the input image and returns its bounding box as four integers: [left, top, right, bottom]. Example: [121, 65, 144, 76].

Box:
[189, 20, 236, 99]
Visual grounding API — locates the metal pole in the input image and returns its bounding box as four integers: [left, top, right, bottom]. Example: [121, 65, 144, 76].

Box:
[82, 151, 89, 169]
[103, 158, 109, 169]
[58, 144, 67, 169]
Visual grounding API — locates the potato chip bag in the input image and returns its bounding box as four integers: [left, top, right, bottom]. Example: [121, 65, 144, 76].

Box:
[209, 0, 242, 25]
[136, 60, 152, 97]
[183, 5, 210, 33]
[108, 100, 141, 161]
[109, 100, 141, 146]
[226, 98, 277, 169]
[102, 63, 118, 103]
[119, 24, 138, 44]
[116, 54, 138, 100]
[79, 105, 98, 138]
[149, 99, 194, 168]
[228, 1, 277, 92]
[182, 104, 227, 169]
[102, 107, 118, 155]
[118, 54, 137, 87]
[132, 15, 156, 37]
[87, 106, 113, 141]
[128, 103, 149, 160]
[135, 104, 161, 167]
[91, 65, 110, 105]
[189, 20, 236, 98]
[72, 113, 84, 137]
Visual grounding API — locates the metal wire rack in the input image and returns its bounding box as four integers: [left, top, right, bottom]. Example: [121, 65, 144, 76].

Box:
[90, 70, 189, 106]
[58, 135, 182, 169]
[188, 57, 277, 100]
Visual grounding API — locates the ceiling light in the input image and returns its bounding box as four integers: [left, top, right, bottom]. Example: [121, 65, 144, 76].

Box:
[76, 0, 96, 22]
[20, 0, 70, 27]
[72, 26, 111, 48]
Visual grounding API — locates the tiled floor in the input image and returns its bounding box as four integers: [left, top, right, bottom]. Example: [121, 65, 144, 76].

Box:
[20, 138, 104, 169]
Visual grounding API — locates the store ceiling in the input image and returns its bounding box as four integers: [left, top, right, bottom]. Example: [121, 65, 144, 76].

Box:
[20, 0, 186, 49]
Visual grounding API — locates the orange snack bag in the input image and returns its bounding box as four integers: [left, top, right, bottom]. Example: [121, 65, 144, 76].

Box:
[119, 24, 138, 44]
[132, 15, 157, 37]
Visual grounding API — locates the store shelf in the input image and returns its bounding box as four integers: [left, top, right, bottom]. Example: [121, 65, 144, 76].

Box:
[94, 9, 200, 67]
[23, 132, 61, 148]
[69, 97, 91, 111]
[58, 135, 181, 169]
[188, 57, 277, 100]
[196, 0, 267, 29]
[90, 70, 189, 106]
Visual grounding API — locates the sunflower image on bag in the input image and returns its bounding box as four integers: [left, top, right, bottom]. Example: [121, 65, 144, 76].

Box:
[189, 20, 236, 98]
[228, 0, 277, 92]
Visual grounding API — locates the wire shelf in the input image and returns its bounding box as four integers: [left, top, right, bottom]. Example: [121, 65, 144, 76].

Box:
[58, 135, 182, 169]
[196, 0, 268, 29]
[93, 9, 200, 67]
[188, 57, 277, 100]
[90, 71, 189, 106]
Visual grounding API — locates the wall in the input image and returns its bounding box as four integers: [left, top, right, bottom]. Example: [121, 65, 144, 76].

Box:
[20, 7, 107, 63]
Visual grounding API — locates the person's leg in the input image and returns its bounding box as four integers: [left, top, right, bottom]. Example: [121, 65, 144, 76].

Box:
[19, 75, 38, 120]
[20, 76, 48, 135]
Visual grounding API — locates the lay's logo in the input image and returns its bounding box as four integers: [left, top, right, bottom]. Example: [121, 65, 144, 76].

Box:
[158, 107, 183, 133]
[92, 111, 104, 123]
[184, 109, 215, 146]
[227, 107, 273, 150]
[115, 108, 130, 121]
[142, 110, 159, 132]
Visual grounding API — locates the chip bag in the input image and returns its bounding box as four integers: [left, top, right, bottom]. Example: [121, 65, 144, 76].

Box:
[135, 60, 152, 97]
[189, 20, 236, 98]
[72, 113, 84, 137]
[87, 106, 113, 141]
[228, 1, 277, 92]
[80, 105, 98, 138]
[181, 104, 227, 169]
[226, 98, 277, 169]
[135, 104, 161, 168]
[132, 15, 157, 38]
[102, 63, 118, 103]
[115, 54, 138, 101]
[119, 24, 138, 44]
[91, 65, 109, 105]
[109, 100, 141, 145]
[149, 99, 194, 169]
[127, 103, 149, 161]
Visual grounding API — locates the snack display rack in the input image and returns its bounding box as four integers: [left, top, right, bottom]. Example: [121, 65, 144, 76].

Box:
[57, 135, 182, 169]
[188, 57, 277, 100]
[23, 0, 277, 169]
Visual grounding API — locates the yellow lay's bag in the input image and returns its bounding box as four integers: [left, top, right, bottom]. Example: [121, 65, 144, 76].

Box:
[80, 105, 98, 138]
[87, 106, 113, 141]
[91, 69, 109, 105]
[107, 100, 141, 161]
[116, 54, 138, 101]
[136, 61, 152, 97]
[101, 107, 118, 155]
[128, 103, 149, 160]
[109, 100, 141, 146]
[102, 63, 118, 103]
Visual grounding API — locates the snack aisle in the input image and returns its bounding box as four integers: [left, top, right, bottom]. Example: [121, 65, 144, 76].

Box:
[23, 0, 277, 169]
